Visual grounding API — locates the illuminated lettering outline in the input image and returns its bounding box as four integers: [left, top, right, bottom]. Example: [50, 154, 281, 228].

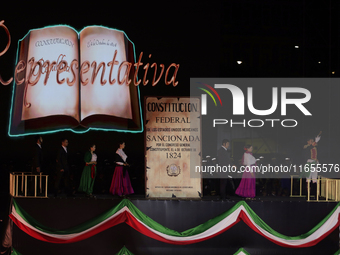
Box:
[7, 23, 146, 136]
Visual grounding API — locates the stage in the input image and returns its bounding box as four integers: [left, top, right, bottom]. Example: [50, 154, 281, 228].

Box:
[4, 194, 340, 255]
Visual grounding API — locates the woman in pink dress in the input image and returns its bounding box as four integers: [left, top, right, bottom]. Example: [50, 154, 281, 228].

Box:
[109, 141, 134, 197]
[235, 144, 256, 199]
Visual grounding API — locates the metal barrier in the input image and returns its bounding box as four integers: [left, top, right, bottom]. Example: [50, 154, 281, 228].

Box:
[9, 172, 48, 198]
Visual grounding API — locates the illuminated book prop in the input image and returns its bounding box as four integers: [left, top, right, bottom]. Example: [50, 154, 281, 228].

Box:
[9, 25, 142, 135]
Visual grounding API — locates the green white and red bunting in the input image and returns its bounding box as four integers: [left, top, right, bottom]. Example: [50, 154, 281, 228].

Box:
[10, 246, 340, 255]
[233, 248, 251, 255]
[115, 246, 134, 255]
[11, 246, 134, 255]
[9, 199, 340, 247]
[11, 248, 23, 255]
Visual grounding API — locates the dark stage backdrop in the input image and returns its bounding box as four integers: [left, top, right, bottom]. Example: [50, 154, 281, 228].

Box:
[12, 198, 339, 255]
[0, 1, 339, 190]
[1, 1, 340, 254]
[0, 1, 222, 184]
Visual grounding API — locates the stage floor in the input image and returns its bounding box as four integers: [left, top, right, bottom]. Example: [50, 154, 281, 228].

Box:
[19, 192, 328, 205]
[4, 193, 339, 255]
[10, 191, 316, 201]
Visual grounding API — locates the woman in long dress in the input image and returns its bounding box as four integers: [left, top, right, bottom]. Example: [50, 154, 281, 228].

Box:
[109, 141, 134, 196]
[78, 144, 97, 197]
[235, 144, 256, 199]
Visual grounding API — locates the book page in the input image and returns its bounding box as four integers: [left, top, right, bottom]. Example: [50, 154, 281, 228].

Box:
[79, 26, 132, 121]
[21, 26, 79, 121]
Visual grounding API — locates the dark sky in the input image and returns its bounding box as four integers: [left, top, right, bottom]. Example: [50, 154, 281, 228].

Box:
[0, 1, 339, 173]
[0, 2, 221, 161]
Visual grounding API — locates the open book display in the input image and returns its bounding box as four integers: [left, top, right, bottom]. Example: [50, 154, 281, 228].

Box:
[9, 25, 142, 136]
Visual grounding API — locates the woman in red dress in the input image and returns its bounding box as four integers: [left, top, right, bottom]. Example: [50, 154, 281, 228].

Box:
[109, 141, 134, 197]
[235, 144, 256, 199]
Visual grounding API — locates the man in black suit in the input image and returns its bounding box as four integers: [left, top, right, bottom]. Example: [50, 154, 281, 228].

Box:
[54, 138, 71, 197]
[33, 135, 43, 174]
[31, 136, 43, 194]
[217, 139, 233, 199]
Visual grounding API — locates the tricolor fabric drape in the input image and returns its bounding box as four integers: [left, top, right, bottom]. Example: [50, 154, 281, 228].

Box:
[9, 199, 340, 247]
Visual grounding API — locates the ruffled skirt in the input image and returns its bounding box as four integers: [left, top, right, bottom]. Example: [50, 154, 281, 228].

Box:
[109, 165, 134, 196]
[235, 166, 256, 198]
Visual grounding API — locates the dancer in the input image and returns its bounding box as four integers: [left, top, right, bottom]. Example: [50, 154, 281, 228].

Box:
[302, 131, 321, 198]
[235, 144, 256, 199]
[109, 141, 134, 197]
[78, 144, 97, 197]
[303, 131, 321, 183]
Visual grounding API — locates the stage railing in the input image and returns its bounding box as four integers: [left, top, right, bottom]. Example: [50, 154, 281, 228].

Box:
[290, 175, 305, 197]
[9, 172, 48, 198]
[290, 175, 340, 202]
[318, 176, 340, 202]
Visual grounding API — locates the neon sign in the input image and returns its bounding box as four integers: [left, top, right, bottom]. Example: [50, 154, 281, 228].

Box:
[0, 20, 179, 136]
